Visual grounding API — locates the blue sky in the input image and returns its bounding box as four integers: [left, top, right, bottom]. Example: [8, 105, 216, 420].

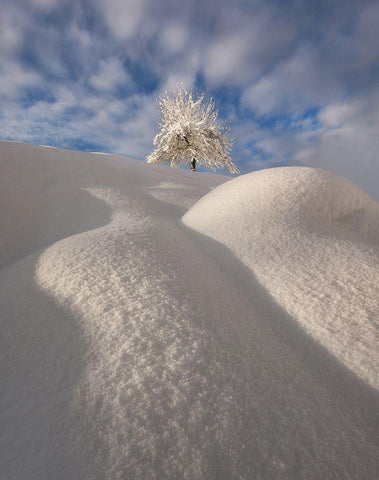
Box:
[1, 0, 378, 197]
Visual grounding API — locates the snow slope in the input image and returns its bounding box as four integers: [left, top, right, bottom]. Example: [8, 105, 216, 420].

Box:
[1, 140, 378, 480]
[183, 167, 379, 389]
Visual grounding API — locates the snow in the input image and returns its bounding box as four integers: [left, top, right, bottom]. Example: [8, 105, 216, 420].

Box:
[183, 167, 379, 389]
[1, 140, 378, 479]
[147, 85, 238, 173]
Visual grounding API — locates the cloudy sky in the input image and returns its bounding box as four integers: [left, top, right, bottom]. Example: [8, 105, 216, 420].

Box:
[1, 0, 378, 197]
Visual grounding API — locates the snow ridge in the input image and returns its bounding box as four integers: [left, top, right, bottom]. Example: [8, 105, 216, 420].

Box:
[1, 142, 378, 479]
[183, 167, 379, 388]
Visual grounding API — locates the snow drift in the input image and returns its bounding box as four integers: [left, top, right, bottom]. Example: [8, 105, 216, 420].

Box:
[1, 141, 378, 480]
[183, 167, 379, 389]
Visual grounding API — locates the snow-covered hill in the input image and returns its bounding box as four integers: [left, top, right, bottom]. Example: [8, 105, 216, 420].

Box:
[183, 167, 379, 389]
[1, 140, 378, 480]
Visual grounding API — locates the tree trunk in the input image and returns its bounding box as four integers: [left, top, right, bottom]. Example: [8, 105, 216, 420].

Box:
[190, 158, 196, 171]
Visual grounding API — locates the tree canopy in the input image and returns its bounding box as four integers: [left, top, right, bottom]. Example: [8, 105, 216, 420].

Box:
[147, 85, 239, 173]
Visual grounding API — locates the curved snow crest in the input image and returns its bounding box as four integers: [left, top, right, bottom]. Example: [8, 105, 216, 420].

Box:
[183, 167, 379, 389]
[2, 141, 378, 479]
[34, 187, 245, 479]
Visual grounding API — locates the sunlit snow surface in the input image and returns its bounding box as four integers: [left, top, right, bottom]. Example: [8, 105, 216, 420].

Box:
[183, 167, 379, 389]
[1, 141, 378, 479]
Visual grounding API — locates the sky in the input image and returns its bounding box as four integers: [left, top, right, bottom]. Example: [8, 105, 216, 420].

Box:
[1, 0, 378, 198]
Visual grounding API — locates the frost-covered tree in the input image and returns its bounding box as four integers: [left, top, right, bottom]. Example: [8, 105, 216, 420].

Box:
[147, 85, 239, 173]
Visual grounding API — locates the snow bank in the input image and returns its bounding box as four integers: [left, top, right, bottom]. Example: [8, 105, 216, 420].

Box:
[0, 140, 221, 268]
[1, 141, 378, 479]
[183, 167, 379, 388]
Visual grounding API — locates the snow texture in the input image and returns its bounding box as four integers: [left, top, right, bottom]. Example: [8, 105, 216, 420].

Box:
[1, 140, 378, 480]
[183, 167, 379, 389]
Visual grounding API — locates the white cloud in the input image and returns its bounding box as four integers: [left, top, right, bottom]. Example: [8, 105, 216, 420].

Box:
[0, 60, 42, 98]
[96, 0, 147, 39]
[202, 10, 295, 87]
[90, 58, 132, 92]
[0, 23, 21, 53]
[295, 94, 379, 200]
[160, 54, 199, 93]
[68, 22, 93, 49]
[116, 94, 157, 157]
[30, 0, 59, 8]
[241, 77, 278, 115]
[353, 2, 379, 69]
[159, 23, 189, 56]
[298, 125, 379, 200]
[0, 5, 30, 56]
[204, 32, 254, 86]
[241, 46, 342, 115]
[319, 102, 361, 128]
